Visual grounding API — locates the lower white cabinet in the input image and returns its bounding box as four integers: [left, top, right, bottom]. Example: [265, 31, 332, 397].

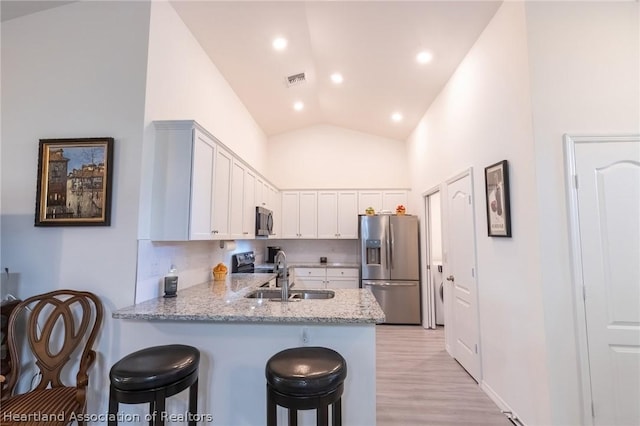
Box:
[292, 267, 359, 290]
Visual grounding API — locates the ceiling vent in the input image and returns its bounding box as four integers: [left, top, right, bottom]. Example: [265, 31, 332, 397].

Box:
[285, 72, 306, 87]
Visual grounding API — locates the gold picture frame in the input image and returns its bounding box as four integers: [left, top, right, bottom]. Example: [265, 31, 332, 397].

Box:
[35, 138, 114, 226]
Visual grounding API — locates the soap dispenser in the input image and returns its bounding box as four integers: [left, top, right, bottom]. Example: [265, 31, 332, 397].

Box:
[163, 265, 178, 298]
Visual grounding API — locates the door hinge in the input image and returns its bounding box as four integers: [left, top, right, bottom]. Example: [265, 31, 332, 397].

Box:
[475, 344, 478, 354]
[468, 195, 471, 204]
[427, 265, 431, 270]
[583, 286, 586, 301]
[573, 174, 579, 189]
[471, 268, 475, 278]
[591, 402, 595, 418]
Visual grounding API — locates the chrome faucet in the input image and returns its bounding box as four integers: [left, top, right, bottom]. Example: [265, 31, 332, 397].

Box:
[274, 250, 289, 300]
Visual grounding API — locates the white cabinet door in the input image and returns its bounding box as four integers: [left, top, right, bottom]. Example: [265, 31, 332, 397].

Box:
[229, 159, 246, 239]
[337, 191, 358, 238]
[189, 130, 216, 240]
[317, 191, 338, 238]
[298, 191, 318, 238]
[270, 188, 281, 238]
[326, 268, 359, 289]
[255, 177, 266, 207]
[358, 191, 383, 214]
[243, 170, 256, 238]
[281, 191, 300, 238]
[211, 146, 232, 238]
[293, 268, 326, 289]
[383, 190, 408, 212]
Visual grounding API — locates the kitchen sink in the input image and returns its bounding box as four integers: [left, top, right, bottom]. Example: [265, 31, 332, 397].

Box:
[245, 289, 286, 300]
[245, 289, 335, 300]
[290, 290, 335, 300]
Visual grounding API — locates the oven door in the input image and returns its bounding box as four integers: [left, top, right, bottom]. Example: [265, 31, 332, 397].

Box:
[256, 206, 273, 237]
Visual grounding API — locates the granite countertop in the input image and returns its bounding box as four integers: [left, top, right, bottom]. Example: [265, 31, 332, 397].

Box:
[113, 273, 384, 324]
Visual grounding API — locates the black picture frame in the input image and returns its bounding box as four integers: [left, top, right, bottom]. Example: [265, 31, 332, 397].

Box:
[484, 160, 511, 237]
[35, 137, 114, 227]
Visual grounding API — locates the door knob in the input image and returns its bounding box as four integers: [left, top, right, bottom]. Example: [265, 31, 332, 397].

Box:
[446, 275, 455, 282]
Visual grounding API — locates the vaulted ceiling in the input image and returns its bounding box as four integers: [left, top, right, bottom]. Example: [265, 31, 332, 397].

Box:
[1, 0, 502, 141]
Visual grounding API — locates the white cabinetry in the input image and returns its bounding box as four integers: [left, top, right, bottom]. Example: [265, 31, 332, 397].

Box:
[151, 122, 220, 241]
[281, 191, 317, 238]
[211, 146, 232, 238]
[230, 161, 255, 239]
[292, 267, 359, 289]
[317, 191, 358, 239]
[292, 268, 326, 289]
[150, 120, 274, 241]
[357, 190, 408, 214]
[326, 268, 360, 289]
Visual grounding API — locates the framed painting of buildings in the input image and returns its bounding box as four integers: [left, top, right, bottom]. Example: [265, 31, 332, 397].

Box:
[35, 138, 114, 226]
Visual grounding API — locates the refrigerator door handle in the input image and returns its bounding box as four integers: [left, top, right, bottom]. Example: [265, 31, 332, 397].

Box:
[390, 223, 395, 269]
[363, 281, 417, 287]
[385, 226, 391, 269]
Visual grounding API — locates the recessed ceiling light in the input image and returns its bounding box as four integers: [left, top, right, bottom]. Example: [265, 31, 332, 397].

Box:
[293, 101, 304, 111]
[416, 51, 433, 64]
[330, 73, 344, 84]
[272, 37, 288, 51]
[391, 112, 403, 122]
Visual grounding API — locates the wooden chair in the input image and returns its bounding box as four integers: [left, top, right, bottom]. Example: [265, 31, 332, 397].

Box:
[0, 290, 103, 426]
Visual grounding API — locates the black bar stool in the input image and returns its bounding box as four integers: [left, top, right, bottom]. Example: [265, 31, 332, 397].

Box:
[108, 344, 200, 426]
[265, 346, 347, 426]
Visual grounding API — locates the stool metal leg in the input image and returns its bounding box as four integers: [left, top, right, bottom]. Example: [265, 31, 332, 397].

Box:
[332, 398, 342, 426]
[267, 385, 277, 426]
[317, 405, 328, 426]
[155, 390, 166, 426]
[188, 378, 198, 426]
[148, 400, 156, 426]
[288, 409, 298, 426]
[108, 386, 118, 426]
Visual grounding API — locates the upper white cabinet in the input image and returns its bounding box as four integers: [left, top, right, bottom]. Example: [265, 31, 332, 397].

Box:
[230, 160, 255, 239]
[211, 146, 232, 238]
[281, 191, 317, 238]
[150, 120, 276, 241]
[357, 190, 408, 214]
[242, 169, 256, 238]
[317, 191, 358, 239]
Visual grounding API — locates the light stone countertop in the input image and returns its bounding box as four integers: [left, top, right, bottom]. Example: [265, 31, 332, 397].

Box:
[113, 273, 384, 324]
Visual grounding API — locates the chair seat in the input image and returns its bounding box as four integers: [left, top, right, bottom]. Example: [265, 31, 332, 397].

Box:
[0, 387, 80, 426]
[110, 344, 200, 391]
[266, 347, 347, 396]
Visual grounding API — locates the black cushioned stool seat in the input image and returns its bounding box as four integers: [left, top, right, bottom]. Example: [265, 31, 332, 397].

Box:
[266, 346, 347, 426]
[108, 344, 200, 426]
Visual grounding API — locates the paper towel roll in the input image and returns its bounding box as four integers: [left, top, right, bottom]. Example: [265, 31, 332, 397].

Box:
[222, 240, 237, 251]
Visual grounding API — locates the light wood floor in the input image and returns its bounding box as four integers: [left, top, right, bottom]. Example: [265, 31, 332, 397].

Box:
[376, 325, 511, 426]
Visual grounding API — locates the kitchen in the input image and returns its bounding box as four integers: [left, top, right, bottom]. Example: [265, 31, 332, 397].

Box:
[1, 1, 638, 426]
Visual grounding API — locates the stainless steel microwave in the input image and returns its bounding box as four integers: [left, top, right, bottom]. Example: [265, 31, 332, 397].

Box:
[255, 206, 273, 237]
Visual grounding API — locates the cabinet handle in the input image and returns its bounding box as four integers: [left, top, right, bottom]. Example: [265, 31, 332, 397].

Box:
[243, 232, 249, 235]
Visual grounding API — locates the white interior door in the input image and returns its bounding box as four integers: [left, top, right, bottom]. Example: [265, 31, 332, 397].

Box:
[570, 136, 640, 426]
[446, 171, 481, 381]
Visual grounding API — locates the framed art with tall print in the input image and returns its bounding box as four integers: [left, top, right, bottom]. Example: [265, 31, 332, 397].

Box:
[484, 160, 512, 237]
[35, 137, 114, 226]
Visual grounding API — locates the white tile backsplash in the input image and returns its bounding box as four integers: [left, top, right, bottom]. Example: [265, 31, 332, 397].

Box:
[135, 238, 358, 303]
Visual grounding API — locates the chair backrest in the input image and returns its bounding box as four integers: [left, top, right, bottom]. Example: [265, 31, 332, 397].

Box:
[3, 289, 103, 398]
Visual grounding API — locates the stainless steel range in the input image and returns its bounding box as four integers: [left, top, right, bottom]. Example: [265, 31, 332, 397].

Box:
[231, 251, 276, 274]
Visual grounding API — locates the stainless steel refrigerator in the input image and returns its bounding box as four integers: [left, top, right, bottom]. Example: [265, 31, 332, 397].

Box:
[359, 214, 421, 324]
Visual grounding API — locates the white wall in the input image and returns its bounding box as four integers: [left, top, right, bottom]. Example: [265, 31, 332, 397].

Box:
[0, 0, 151, 415]
[267, 124, 409, 190]
[134, 1, 272, 301]
[406, 3, 550, 424]
[525, 2, 639, 424]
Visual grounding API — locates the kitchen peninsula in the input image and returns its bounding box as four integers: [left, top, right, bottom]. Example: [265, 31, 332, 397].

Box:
[113, 273, 384, 426]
